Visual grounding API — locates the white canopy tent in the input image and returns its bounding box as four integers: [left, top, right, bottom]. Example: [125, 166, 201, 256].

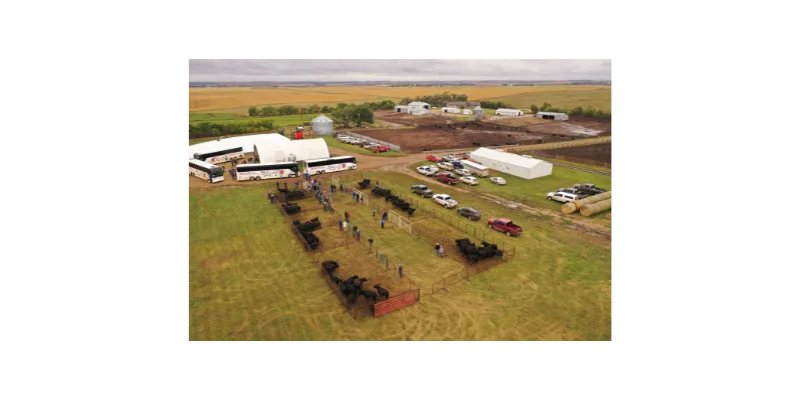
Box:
[254, 138, 330, 163]
[469, 147, 552, 180]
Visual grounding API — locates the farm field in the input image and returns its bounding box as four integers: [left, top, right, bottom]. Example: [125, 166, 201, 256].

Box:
[533, 143, 612, 165]
[189, 85, 611, 113]
[408, 160, 612, 218]
[190, 171, 611, 340]
[481, 86, 611, 113]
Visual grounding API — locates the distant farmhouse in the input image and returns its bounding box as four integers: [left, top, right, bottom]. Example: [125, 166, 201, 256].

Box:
[445, 101, 481, 108]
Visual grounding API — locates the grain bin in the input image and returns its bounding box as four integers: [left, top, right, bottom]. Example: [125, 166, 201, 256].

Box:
[311, 115, 334, 135]
[474, 106, 483, 120]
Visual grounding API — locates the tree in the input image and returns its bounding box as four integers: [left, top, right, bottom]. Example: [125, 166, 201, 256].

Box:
[540, 102, 552, 112]
[570, 106, 583, 116]
[530, 105, 539, 114]
[277, 105, 299, 116]
[260, 106, 276, 116]
[321, 105, 332, 113]
[248, 106, 258, 116]
[307, 104, 321, 114]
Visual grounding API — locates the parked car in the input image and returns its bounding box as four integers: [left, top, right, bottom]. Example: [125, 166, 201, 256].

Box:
[454, 168, 472, 176]
[432, 194, 458, 208]
[443, 154, 458, 162]
[427, 154, 443, 162]
[411, 184, 434, 197]
[416, 166, 435, 176]
[557, 188, 580, 194]
[424, 165, 439, 173]
[460, 176, 479, 186]
[489, 177, 506, 185]
[547, 191, 579, 203]
[435, 172, 459, 185]
[363, 143, 379, 149]
[438, 162, 454, 170]
[487, 218, 523, 236]
[372, 146, 390, 153]
[457, 207, 481, 221]
[451, 161, 464, 169]
[337, 135, 351, 142]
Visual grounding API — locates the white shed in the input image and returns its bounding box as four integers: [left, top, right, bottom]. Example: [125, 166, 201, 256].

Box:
[462, 109, 473, 115]
[536, 111, 569, 120]
[495, 108, 524, 116]
[395, 105, 410, 113]
[469, 147, 552, 180]
[254, 138, 329, 163]
[441, 107, 461, 113]
[408, 101, 431, 110]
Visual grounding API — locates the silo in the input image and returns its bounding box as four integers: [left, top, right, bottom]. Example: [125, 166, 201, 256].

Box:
[311, 115, 334, 135]
[474, 106, 483, 120]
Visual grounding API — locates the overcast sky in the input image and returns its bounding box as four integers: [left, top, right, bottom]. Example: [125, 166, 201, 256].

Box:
[189, 59, 611, 82]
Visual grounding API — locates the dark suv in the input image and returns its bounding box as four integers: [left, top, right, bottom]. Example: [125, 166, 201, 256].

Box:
[457, 207, 481, 221]
[411, 184, 434, 198]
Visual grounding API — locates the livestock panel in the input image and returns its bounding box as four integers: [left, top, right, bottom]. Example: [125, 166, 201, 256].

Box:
[373, 291, 417, 318]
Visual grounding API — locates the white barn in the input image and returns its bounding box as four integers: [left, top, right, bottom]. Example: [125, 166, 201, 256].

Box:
[441, 107, 461, 113]
[254, 138, 330, 163]
[395, 105, 410, 113]
[407, 101, 431, 110]
[536, 111, 569, 120]
[469, 147, 552, 180]
[188, 133, 289, 159]
[496, 108, 524, 116]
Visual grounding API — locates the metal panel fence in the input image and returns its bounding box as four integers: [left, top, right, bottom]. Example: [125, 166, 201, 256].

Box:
[340, 131, 403, 152]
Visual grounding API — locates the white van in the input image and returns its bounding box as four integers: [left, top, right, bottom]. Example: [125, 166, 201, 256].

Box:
[546, 191, 579, 203]
[460, 160, 489, 177]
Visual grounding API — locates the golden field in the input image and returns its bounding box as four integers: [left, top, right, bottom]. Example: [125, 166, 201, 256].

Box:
[189, 85, 611, 113]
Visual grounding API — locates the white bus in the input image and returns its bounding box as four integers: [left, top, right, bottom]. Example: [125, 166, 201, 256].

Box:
[305, 156, 357, 175]
[193, 146, 245, 164]
[235, 162, 299, 181]
[461, 159, 489, 177]
[189, 159, 225, 183]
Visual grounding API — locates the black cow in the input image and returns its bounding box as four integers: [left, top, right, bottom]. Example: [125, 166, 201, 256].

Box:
[353, 277, 368, 291]
[373, 285, 389, 299]
[343, 275, 359, 285]
[360, 289, 378, 302]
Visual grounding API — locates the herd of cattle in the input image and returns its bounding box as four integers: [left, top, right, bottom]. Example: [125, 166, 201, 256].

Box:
[322, 261, 390, 305]
[294, 217, 321, 250]
[371, 187, 416, 216]
[455, 238, 503, 263]
[282, 202, 301, 215]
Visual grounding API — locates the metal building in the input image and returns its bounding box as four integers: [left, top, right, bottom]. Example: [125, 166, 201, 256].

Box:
[469, 147, 552, 180]
[311, 115, 334, 135]
[536, 111, 569, 121]
[441, 107, 461, 113]
[495, 108, 524, 116]
[408, 101, 431, 110]
[395, 105, 410, 113]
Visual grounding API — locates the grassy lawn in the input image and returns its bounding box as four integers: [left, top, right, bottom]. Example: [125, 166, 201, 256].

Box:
[322, 136, 406, 157]
[407, 160, 611, 214]
[190, 171, 611, 340]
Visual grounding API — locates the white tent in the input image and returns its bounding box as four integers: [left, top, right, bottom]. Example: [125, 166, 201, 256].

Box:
[469, 147, 552, 180]
[254, 138, 329, 163]
[188, 133, 289, 159]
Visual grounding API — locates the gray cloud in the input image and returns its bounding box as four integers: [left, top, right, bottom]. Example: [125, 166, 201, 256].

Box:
[189, 59, 611, 82]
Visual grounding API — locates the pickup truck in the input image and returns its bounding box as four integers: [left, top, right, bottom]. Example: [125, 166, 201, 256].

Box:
[435, 172, 459, 185]
[427, 154, 443, 162]
[411, 184, 434, 197]
[371, 146, 390, 153]
[487, 218, 523, 236]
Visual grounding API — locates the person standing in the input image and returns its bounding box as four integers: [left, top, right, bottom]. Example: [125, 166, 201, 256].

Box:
[368, 238, 374, 251]
[342, 220, 348, 231]
[398, 265, 403, 279]
[356, 229, 361, 241]
[435, 242, 441, 257]
[372, 208, 377, 217]
[338, 219, 343, 231]
[380, 219, 385, 229]
[382, 211, 388, 221]
[345, 211, 350, 223]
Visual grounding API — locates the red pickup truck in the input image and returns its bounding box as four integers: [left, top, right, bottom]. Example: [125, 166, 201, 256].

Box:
[487, 218, 523, 236]
[427, 154, 443, 162]
[372, 146, 390, 153]
[435, 172, 459, 185]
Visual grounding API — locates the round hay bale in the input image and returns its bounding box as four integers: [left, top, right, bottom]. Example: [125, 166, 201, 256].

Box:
[574, 191, 611, 209]
[561, 202, 578, 214]
[580, 199, 611, 217]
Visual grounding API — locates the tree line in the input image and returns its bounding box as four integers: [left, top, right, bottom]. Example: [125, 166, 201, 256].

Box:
[479, 100, 515, 109]
[399, 92, 469, 107]
[189, 119, 275, 139]
[247, 100, 396, 117]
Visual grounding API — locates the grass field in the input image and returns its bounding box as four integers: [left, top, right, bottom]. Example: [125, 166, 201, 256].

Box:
[409, 161, 612, 215]
[190, 171, 611, 340]
[322, 136, 406, 157]
[189, 86, 611, 113]
[482, 86, 611, 112]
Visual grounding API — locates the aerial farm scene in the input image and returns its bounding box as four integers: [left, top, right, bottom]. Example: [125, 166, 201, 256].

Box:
[189, 59, 612, 340]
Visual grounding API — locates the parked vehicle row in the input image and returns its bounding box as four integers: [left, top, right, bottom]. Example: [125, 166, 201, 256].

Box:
[336, 135, 390, 152]
[407, 183, 522, 236]
[546, 183, 609, 203]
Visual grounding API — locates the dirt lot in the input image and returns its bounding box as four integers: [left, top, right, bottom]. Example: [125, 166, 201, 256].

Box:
[351, 112, 611, 153]
[536, 143, 612, 164]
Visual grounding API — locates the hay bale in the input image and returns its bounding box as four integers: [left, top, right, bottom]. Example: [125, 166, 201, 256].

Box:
[580, 199, 611, 217]
[561, 202, 578, 214]
[573, 191, 612, 209]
